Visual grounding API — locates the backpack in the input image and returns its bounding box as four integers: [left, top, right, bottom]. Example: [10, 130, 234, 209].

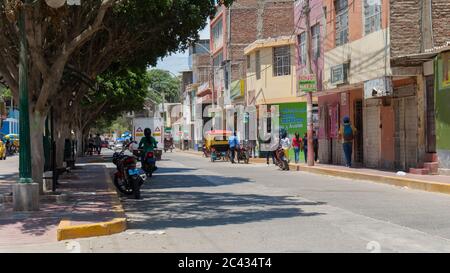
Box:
[343, 124, 354, 141]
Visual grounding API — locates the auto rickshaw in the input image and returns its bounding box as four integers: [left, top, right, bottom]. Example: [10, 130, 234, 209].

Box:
[204, 130, 231, 162]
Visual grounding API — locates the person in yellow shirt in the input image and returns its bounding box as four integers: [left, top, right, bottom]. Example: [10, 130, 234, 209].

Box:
[338, 116, 357, 167]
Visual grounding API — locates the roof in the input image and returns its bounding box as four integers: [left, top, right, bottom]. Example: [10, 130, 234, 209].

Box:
[391, 42, 450, 67]
[244, 36, 296, 56]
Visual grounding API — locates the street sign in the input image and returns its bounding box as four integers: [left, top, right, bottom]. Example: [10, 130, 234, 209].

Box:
[135, 127, 144, 137]
[298, 74, 317, 93]
[153, 126, 161, 136]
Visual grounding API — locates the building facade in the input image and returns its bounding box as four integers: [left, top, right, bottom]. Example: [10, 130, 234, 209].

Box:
[209, 0, 296, 128]
[245, 36, 313, 161]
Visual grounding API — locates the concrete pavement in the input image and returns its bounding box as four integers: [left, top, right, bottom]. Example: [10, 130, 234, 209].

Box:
[0, 153, 126, 249]
[3, 151, 450, 252]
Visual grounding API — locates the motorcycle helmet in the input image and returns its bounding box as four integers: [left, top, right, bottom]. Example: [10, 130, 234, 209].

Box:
[144, 128, 152, 138]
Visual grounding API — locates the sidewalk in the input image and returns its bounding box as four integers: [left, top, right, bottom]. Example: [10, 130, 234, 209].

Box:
[177, 150, 450, 195]
[0, 155, 125, 248]
[289, 162, 450, 195]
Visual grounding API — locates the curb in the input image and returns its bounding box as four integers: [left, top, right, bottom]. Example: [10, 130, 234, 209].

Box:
[56, 168, 127, 241]
[289, 163, 450, 195]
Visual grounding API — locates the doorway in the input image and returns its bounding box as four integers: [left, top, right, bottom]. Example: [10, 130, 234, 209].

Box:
[353, 99, 363, 164]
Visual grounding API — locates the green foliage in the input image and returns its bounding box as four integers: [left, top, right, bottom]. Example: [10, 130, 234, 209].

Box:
[0, 85, 11, 99]
[81, 67, 150, 131]
[147, 69, 181, 104]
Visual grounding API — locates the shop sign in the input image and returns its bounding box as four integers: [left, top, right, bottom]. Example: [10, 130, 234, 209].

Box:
[298, 74, 317, 94]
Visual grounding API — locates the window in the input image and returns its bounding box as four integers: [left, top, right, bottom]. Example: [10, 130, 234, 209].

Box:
[256, 50, 261, 80]
[298, 32, 306, 65]
[212, 20, 223, 50]
[335, 0, 348, 46]
[273, 46, 291, 76]
[311, 24, 320, 60]
[213, 52, 223, 68]
[364, 0, 382, 35]
[331, 63, 349, 85]
[247, 55, 251, 69]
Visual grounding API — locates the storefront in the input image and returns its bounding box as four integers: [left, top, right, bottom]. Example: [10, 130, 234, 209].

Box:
[317, 88, 363, 166]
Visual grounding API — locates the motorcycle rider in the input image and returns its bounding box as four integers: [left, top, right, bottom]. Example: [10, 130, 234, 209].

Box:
[138, 128, 158, 171]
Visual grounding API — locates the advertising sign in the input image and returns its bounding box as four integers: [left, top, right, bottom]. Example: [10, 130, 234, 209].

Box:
[298, 74, 317, 94]
[276, 102, 307, 162]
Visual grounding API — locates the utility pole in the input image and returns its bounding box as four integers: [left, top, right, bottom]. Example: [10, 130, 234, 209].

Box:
[304, 0, 315, 166]
[13, 0, 39, 211]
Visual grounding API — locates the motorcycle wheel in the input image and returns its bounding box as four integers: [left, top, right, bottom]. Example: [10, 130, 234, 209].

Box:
[283, 160, 289, 171]
[113, 174, 133, 195]
[244, 153, 250, 164]
[132, 176, 142, 199]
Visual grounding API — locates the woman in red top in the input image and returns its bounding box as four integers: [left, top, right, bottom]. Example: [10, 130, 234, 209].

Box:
[292, 132, 302, 164]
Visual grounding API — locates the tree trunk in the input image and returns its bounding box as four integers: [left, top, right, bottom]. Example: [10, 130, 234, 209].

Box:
[75, 127, 84, 157]
[30, 111, 46, 194]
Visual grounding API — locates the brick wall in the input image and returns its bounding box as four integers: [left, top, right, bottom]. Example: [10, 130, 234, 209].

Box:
[390, 0, 450, 57]
[432, 0, 450, 48]
[228, 0, 295, 82]
[390, 0, 422, 57]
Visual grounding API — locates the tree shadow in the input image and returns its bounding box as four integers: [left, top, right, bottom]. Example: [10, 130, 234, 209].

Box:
[124, 189, 326, 230]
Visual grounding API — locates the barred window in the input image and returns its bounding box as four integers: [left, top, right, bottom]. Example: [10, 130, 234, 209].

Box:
[311, 24, 320, 60]
[298, 32, 306, 65]
[364, 0, 382, 35]
[273, 46, 291, 77]
[335, 0, 348, 46]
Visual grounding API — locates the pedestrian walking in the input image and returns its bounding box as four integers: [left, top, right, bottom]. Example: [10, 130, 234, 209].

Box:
[292, 132, 302, 164]
[338, 116, 357, 167]
[266, 133, 278, 166]
[313, 131, 319, 162]
[302, 132, 308, 163]
[280, 131, 291, 162]
[95, 134, 102, 155]
[228, 132, 239, 164]
[88, 134, 95, 156]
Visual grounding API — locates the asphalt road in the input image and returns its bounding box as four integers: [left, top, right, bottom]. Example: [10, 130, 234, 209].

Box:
[4, 151, 450, 253]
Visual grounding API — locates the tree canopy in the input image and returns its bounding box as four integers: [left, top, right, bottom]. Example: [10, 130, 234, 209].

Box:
[147, 69, 181, 104]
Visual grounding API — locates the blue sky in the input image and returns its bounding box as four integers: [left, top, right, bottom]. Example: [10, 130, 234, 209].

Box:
[153, 22, 210, 76]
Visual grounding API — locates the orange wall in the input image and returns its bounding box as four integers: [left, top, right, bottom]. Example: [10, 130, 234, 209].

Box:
[324, 0, 390, 52]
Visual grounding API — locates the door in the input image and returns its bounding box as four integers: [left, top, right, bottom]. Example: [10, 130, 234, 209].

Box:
[394, 95, 418, 171]
[353, 100, 363, 163]
[363, 100, 381, 168]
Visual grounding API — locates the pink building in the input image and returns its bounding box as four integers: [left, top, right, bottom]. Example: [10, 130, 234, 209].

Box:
[294, 0, 325, 93]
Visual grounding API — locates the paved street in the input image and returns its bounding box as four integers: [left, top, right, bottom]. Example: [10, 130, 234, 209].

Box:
[2, 151, 450, 253]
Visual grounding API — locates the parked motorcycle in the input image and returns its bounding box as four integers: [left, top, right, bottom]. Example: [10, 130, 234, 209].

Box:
[112, 146, 144, 199]
[274, 145, 289, 171]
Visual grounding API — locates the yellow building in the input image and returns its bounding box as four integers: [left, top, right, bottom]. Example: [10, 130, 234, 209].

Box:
[244, 36, 314, 106]
[244, 36, 318, 162]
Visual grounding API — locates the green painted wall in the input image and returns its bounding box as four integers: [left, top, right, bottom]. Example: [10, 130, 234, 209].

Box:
[435, 52, 450, 168]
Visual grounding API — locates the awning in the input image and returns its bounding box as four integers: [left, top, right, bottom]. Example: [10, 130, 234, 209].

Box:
[391, 52, 438, 67]
[391, 43, 450, 67]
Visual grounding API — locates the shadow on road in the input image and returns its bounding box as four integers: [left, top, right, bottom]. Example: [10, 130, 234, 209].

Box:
[124, 170, 327, 230]
[125, 190, 326, 230]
